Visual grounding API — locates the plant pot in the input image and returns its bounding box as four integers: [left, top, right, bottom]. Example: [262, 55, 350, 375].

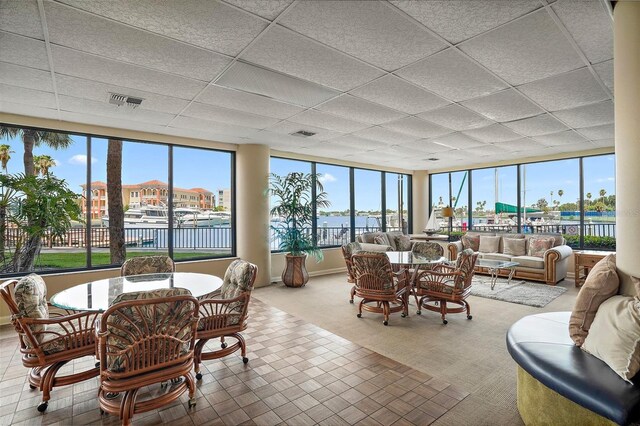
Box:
[282, 253, 309, 287]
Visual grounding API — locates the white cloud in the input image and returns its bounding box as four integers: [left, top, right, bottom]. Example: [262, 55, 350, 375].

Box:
[318, 173, 337, 183]
[69, 154, 97, 165]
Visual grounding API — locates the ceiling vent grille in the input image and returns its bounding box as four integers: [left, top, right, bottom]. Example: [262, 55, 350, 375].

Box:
[108, 93, 144, 109]
[290, 130, 316, 137]
[427, 158, 439, 161]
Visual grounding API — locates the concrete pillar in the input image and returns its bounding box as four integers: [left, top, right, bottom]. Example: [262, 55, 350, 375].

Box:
[614, 2, 640, 295]
[236, 144, 271, 287]
[412, 170, 430, 232]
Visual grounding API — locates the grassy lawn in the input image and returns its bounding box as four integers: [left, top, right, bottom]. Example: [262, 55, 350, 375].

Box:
[28, 251, 230, 269]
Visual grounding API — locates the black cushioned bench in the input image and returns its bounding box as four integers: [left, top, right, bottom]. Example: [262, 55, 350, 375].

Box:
[507, 312, 640, 425]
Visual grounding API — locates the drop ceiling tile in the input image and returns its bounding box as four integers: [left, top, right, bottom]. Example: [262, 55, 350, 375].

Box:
[391, 0, 540, 44]
[58, 95, 175, 125]
[502, 114, 569, 137]
[317, 95, 406, 125]
[429, 133, 486, 150]
[181, 102, 280, 129]
[552, 100, 613, 128]
[216, 62, 339, 107]
[350, 75, 450, 115]
[552, 0, 613, 64]
[576, 123, 614, 140]
[57, 0, 267, 56]
[461, 89, 543, 122]
[545, 141, 596, 154]
[462, 124, 522, 143]
[0, 31, 49, 70]
[493, 138, 547, 152]
[533, 130, 589, 146]
[0, 0, 43, 39]
[593, 60, 613, 92]
[0, 84, 57, 109]
[465, 144, 508, 157]
[373, 145, 426, 159]
[52, 46, 207, 100]
[0, 62, 52, 92]
[45, 2, 230, 82]
[404, 140, 453, 154]
[60, 110, 177, 137]
[352, 126, 417, 145]
[266, 121, 345, 141]
[305, 141, 362, 156]
[257, 130, 323, 147]
[280, 0, 446, 71]
[0, 101, 59, 120]
[417, 104, 492, 131]
[459, 9, 584, 85]
[330, 135, 388, 151]
[382, 116, 453, 139]
[396, 48, 508, 102]
[591, 138, 614, 148]
[241, 25, 384, 91]
[288, 110, 370, 133]
[198, 85, 303, 119]
[517, 68, 609, 111]
[222, 0, 293, 20]
[170, 115, 261, 138]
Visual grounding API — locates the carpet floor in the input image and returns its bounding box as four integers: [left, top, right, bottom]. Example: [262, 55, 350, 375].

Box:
[470, 278, 567, 307]
[253, 273, 579, 426]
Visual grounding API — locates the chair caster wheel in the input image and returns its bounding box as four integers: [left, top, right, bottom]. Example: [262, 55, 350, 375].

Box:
[416, 311, 421, 315]
[401, 313, 406, 318]
[196, 373, 203, 381]
[95, 361, 100, 368]
[442, 319, 448, 325]
[383, 321, 389, 326]
[357, 313, 362, 318]
[242, 357, 249, 364]
[100, 409, 106, 416]
[188, 398, 197, 408]
[29, 384, 36, 390]
[37, 401, 48, 413]
[349, 300, 354, 304]
[221, 342, 227, 349]
[467, 315, 472, 320]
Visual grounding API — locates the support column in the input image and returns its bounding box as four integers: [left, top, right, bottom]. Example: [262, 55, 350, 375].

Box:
[412, 170, 429, 233]
[236, 144, 271, 287]
[614, 2, 640, 295]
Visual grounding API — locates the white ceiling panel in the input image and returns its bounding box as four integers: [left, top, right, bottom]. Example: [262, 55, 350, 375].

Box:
[461, 89, 543, 122]
[350, 75, 449, 115]
[257, 131, 324, 147]
[462, 124, 522, 143]
[459, 9, 584, 85]
[57, 0, 266, 56]
[52, 46, 207, 100]
[382, 116, 452, 139]
[352, 126, 417, 145]
[493, 138, 547, 153]
[593, 60, 613, 92]
[465, 144, 508, 157]
[545, 141, 596, 154]
[429, 133, 486, 150]
[405, 140, 454, 154]
[216, 62, 339, 107]
[181, 102, 280, 129]
[58, 95, 175, 125]
[552, 0, 613, 64]
[591, 138, 614, 149]
[552, 100, 614, 128]
[517, 68, 609, 111]
[0, 101, 59, 120]
[44, 2, 230, 82]
[265, 121, 344, 141]
[170, 115, 261, 138]
[60, 110, 176, 136]
[280, 0, 446, 71]
[418, 104, 492, 131]
[330, 135, 388, 151]
[533, 130, 589, 146]
[0, 62, 52, 92]
[0, 31, 49, 70]
[0, 83, 57, 109]
[288, 110, 371, 133]
[390, 0, 540, 44]
[305, 142, 363, 156]
[396, 48, 508, 102]
[502, 114, 569, 136]
[0, 0, 43, 39]
[198, 85, 303, 119]
[576, 123, 614, 140]
[222, 0, 293, 20]
[317, 95, 406, 125]
[241, 25, 384, 91]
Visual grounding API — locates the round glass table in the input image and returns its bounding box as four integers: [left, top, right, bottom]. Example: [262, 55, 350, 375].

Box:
[386, 251, 447, 268]
[50, 272, 223, 312]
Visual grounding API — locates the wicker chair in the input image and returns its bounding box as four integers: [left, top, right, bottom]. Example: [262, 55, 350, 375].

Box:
[341, 241, 362, 304]
[351, 252, 409, 326]
[120, 255, 175, 276]
[96, 288, 199, 426]
[410, 241, 445, 272]
[413, 248, 478, 324]
[0, 274, 100, 412]
[194, 259, 258, 380]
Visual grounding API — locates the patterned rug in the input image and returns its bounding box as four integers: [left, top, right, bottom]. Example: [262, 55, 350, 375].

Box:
[470, 277, 567, 307]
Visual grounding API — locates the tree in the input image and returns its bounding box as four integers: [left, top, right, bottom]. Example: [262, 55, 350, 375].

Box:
[558, 189, 564, 198]
[475, 200, 486, 213]
[107, 139, 126, 265]
[599, 189, 606, 198]
[535, 198, 549, 211]
[0, 127, 72, 176]
[33, 155, 56, 176]
[0, 144, 14, 172]
[586, 192, 592, 206]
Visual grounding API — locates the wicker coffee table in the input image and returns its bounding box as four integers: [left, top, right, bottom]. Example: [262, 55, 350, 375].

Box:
[476, 259, 519, 290]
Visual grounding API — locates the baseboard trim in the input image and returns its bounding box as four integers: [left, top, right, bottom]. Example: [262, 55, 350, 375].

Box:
[271, 267, 347, 284]
[0, 315, 11, 326]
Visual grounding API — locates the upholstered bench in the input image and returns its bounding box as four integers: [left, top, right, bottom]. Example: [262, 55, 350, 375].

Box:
[507, 312, 640, 425]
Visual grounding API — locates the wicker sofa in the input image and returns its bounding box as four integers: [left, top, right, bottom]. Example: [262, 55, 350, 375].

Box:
[447, 232, 573, 285]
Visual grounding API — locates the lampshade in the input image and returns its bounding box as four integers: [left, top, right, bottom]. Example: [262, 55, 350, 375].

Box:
[441, 206, 454, 218]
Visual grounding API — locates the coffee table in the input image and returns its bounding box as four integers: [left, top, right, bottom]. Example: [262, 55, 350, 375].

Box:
[476, 259, 519, 290]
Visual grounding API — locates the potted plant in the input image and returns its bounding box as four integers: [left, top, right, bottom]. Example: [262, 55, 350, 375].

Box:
[269, 172, 330, 287]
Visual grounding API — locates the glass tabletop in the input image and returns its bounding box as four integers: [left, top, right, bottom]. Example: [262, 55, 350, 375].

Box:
[49, 272, 223, 312]
[476, 259, 520, 268]
[386, 251, 447, 266]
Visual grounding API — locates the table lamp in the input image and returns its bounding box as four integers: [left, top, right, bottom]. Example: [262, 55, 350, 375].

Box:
[441, 206, 454, 242]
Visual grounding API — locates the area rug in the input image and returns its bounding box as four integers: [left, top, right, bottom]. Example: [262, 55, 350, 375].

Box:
[470, 277, 567, 308]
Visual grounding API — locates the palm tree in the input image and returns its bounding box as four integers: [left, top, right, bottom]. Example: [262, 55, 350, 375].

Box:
[107, 139, 126, 265]
[33, 155, 56, 176]
[0, 126, 72, 176]
[599, 189, 606, 198]
[0, 144, 14, 172]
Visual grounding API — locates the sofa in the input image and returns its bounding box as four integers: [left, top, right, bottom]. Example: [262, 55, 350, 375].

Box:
[356, 231, 409, 252]
[447, 232, 573, 285]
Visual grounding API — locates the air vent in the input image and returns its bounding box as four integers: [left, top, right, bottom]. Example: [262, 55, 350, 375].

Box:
[108, 93, 144, 109]
[427, 158, 439, 161]
[290, 130, 316, 137]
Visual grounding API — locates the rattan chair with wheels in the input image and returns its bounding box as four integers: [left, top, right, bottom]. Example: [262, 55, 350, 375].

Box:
[413, 248, 478, 324]
[341, 241, 362, 304]
[0, 274, 100, 413]
[120, 255, 175, 276]
[96, 288, 199, 426]
[194, 259, 258, 381]
[351, 252, 409, 326]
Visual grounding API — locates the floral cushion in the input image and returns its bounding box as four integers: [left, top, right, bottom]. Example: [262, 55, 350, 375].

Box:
[412, 242, 444, 258]
[344, 241, 362, 257]
[527, 237, 555, 258]
[14, 274, 49, 346]
[461, 234, 480, 252]
[121, 255, 174, 276]
[374, 234, 392, 247]
[395, 235, 412, 251]
[352, 252, 395, 291]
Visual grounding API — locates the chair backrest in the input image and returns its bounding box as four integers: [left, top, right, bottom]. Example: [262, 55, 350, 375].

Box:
[1, 275, 49, 348]
[411, 241, 444, 258]
[352, 252, 395, 294]
[455, 248, 479, 289]
[99, 287, 198, 378]
[341, 242, 362, 281]
[120, 255, 175, 276]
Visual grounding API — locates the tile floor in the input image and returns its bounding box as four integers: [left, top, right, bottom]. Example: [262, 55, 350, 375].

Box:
[0, 299, 468, 425]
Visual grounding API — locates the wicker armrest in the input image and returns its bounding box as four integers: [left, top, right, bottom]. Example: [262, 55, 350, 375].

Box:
[198, 293, 250, 332]
[414, 269, 461, 293]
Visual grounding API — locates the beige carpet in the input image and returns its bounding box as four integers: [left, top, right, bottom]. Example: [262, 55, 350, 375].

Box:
[253, 273, 579, 426]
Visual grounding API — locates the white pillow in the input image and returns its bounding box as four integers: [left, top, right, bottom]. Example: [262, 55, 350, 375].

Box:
[478, 235, 500, 253]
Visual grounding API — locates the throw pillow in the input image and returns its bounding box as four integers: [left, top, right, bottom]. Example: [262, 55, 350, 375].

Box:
[374, 234, 391, 247]
[395, 234, 412, 251]
[14, 274, 49, 344]
[582, 295, 640, 382]
[527, 237, 554, 257]
[360, 232, 378, 244]
[633, 276, 640, 296]
[503, 238, 526, 256]
[478, 235, 500, 253]
[461, 234, 480, 252]
[569, 254, 619, 346]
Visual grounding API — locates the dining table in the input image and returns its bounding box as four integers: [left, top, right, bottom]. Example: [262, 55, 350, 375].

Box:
[385, 251, 447, 311]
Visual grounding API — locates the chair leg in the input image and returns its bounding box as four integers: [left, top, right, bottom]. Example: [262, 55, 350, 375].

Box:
[382, 302, 390, 326]
[120, 388, 138, 426]
[464, 300, 472, 320]
[194, 339, 207, 380]
[440, 301, 448, 325]
[413, 290, 421, 314]
[186, 373, 197, 408]
[221, 336, 227, 349]
[38, 361, 67, 411]
[235, 332, 249, 364]
[357, 299, 364, 318]
[350, 285, 355, 304]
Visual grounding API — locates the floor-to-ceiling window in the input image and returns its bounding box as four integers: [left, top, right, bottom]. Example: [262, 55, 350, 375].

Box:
[450, 171, 469, 231]
[354, 169, 382, 238]
[471, 166, 518, 232]
[316, 163, 350, 247]
[582, 154, 615, 249]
